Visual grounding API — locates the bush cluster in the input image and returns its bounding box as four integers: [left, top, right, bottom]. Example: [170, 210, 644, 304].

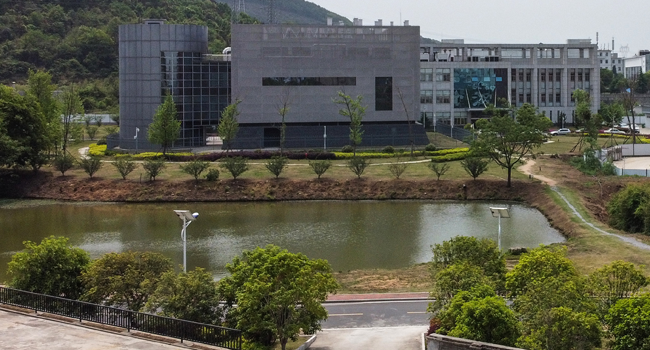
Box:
[88, 143, 107, 156]
[430, 152, 470, 163]
[607, 183, 650, 234]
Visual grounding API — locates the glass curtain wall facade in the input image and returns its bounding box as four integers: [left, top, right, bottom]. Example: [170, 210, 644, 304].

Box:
[161, 51, 230, 147]
[453, 68, 508, 109]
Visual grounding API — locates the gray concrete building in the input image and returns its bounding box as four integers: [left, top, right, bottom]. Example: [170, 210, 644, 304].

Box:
[116, 20, 230, 150]
[420, 39, 600, 129]
[230, 23, 429, 149]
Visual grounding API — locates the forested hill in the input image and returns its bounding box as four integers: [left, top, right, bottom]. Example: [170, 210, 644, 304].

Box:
[0, 0, 350, 85]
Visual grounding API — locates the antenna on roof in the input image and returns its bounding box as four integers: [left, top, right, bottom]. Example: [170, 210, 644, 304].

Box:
[267, 0, 276, 24]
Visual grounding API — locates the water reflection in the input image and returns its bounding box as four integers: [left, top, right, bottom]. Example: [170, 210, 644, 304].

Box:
[0, 201, 564, 281]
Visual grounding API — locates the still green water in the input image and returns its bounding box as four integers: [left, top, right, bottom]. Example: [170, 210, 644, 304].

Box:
[0, 200, 564, 281]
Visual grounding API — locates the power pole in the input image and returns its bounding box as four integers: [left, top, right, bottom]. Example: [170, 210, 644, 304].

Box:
[267, 0, 275, 24]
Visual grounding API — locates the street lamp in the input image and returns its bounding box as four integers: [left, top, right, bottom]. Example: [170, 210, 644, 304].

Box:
[489, 207, 510, 251]
[173, 210, 199, 272]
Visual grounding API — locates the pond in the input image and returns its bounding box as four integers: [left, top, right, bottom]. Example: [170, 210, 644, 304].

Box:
[0, 200, 564, 281]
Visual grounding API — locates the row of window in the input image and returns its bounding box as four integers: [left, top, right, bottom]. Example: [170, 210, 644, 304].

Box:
[262, 77, 357, 86]
[420, 68, 450, 82]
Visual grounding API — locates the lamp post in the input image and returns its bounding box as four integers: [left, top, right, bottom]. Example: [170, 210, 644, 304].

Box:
[173, 210, 199, 273]
[489, 207, 510, 251]
[134, 127, 140, 152]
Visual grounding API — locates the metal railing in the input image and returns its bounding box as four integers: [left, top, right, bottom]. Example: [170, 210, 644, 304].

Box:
[0, 287, 241, 350]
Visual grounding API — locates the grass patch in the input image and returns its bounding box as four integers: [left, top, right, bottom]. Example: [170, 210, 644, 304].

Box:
[333, 263, 433, 294]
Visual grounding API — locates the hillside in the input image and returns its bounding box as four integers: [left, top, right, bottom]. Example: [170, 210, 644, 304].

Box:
[0, 0, 351, 85]
[235, 0, 350, 25]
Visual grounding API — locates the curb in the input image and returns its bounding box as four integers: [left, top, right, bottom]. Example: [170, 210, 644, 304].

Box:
[324, 297, 430, 303]
[297, 334, 317, 350]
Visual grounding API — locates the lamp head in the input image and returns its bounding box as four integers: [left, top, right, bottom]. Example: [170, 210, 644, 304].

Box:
[192, 212, 199, 219]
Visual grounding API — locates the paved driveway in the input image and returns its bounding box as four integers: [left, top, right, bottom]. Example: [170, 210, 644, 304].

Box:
[311, 326, 425, 350]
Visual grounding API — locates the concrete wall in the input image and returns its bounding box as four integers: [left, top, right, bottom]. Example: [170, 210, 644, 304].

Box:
[427, 334, 524, 350]
[118, 22, 208, 150]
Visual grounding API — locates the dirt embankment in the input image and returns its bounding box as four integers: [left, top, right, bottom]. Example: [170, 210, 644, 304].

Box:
[0, 169, 580, 239]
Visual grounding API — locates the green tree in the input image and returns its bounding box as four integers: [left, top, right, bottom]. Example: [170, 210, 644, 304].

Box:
[7, 236, 90, 299]
[471, 103, 551, 187]
[27, 70, 61, 155]
[79, 156, 102, 178]
[588, 260, 647, 318]
[600, 68, 614, 93]
[218, 245, 338, 350]
[506, 246, 577, 298]
[388, 159, 408, 179]
[276, 88, 292, 154]
[518, 307, 601, 350]
[265, 156, 289, 179]
[309, 160, 331, 179]
[112, 157, 137, 180]
[347, 157, 369, 179]
[0, 85, 50, 171]
[430, 236, 506, 283]
[146, 267, 222, 324]
[143, 158, 166, 181]
[218, 100, 241, 152]
[428, 162, 450, 180]
[607, 293, 650, 350]
[429, 262, 493, 313]
[52, 153, 76, 175]
[333, 91, 366, 156]
[220, 156, 249, 180]
[82, 251, 173, 311]
[148, 94, 180, 156]
[59, 84, 84, 153]
[448, 295, 520, 346]
[179, 159, 211, 182]
[460, 157, 489, 180]
[607, 182, 650, 234]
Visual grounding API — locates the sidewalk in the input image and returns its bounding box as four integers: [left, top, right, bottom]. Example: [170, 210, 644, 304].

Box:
[326, 292, 429, 303]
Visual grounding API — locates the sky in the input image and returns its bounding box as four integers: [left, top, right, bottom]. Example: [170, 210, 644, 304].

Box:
[307, 0, 648, 57]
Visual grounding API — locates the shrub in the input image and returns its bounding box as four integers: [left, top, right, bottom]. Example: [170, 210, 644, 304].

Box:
[431, 152, 469, 163]
[88, 143, 107, 156]
[341, 145, 354, 153]
[461, 157, 489, 180]
[143, 159, 166, 181]
[86, 126, 99, 140]
[112, 157, 137, 180]
[80, 156, 102, 178]
[607, 183, 650, 234]
[429, 162, 450, 180]
[104, 126, 119, 135]
[53, 153, 75, 176]
[180, 159, 211, 181]
[220, 156, 249, 180]
[205, 168, 220, 181]
[333, 152, 394, 160]
[388, 160, 408, 179]
[425, 144, 437, 152]
[347, 157, 369, 179]
[96, 138, 107, 145]
[309, 160, 332, 179]
[265, 156, 288, 178]
[382, 145, 395, 153]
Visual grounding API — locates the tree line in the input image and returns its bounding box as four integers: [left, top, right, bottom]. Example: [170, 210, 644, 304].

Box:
[428, 236, 649, 350]
[6, 236, 337, 350]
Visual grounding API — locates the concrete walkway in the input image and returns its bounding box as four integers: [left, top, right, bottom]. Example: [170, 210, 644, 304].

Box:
[326, 292, 429, 302]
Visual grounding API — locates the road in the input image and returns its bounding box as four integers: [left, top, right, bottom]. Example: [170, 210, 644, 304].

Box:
[323, 300, 430, 328]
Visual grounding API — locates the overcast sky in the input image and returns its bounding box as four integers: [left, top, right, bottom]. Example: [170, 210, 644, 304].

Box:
[307, 0, 647, 56]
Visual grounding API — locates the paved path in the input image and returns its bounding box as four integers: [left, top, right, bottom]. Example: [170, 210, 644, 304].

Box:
[518, 159, 650, 251]
[0, 309, 190, 350]
[326, 292, 429, 302]
[311, 326, 425, 350]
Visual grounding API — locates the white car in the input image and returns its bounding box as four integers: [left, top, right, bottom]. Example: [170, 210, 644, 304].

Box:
[549, 128, 571, 136]
[603, 128, 626, 134]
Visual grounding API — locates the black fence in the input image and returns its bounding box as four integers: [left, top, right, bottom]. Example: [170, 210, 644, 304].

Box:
[433, 123, 475, 143]
[0, 287, 241, 350]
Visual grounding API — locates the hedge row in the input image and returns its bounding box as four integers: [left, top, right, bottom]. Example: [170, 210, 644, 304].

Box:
[430, 152, 470, 163]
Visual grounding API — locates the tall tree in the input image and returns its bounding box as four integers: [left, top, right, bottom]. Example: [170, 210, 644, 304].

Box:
[27, 70, 61, 155]
[471, 103, 551, 187]
[148, 94, 180, 156]
[59, 84, 84, 153]
[276, 88, 293, 154]
[82, 251, 173, 311]
[7, 236, 90, 299]
[218, 100, 241, 152]
[218, 245, 338, 350]
[333, 91, 366, 156]
[607, 293, 650, 350]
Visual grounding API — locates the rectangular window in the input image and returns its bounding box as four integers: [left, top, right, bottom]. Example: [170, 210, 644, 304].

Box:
[570, 70, 575, 81]
[262, 77, 356, 86]
[519, 93, 524, 103]
[420, 68, 433, 82]
[375, 77, 393, 111]
[541, 94, 546, 103]
[420, 112, 433, 126]
[526, 93, 531, 103]
[585, 72, 590, 82]
[556, 93, 561, 103]
[556, 70, 561, 81]
[511, 69, 516, 82]
[435, 68, 451, 82]
[518, 70, 524, 81]
[525, 70, 531, 82]
[420, 90, 433, 104]
[540, 69, 546, 82]
[436, 90, 451, 104]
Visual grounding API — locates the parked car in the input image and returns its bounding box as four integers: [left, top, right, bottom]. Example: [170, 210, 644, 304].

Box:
[549, 128, 571, 136]
[602, 128, 626, 134]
